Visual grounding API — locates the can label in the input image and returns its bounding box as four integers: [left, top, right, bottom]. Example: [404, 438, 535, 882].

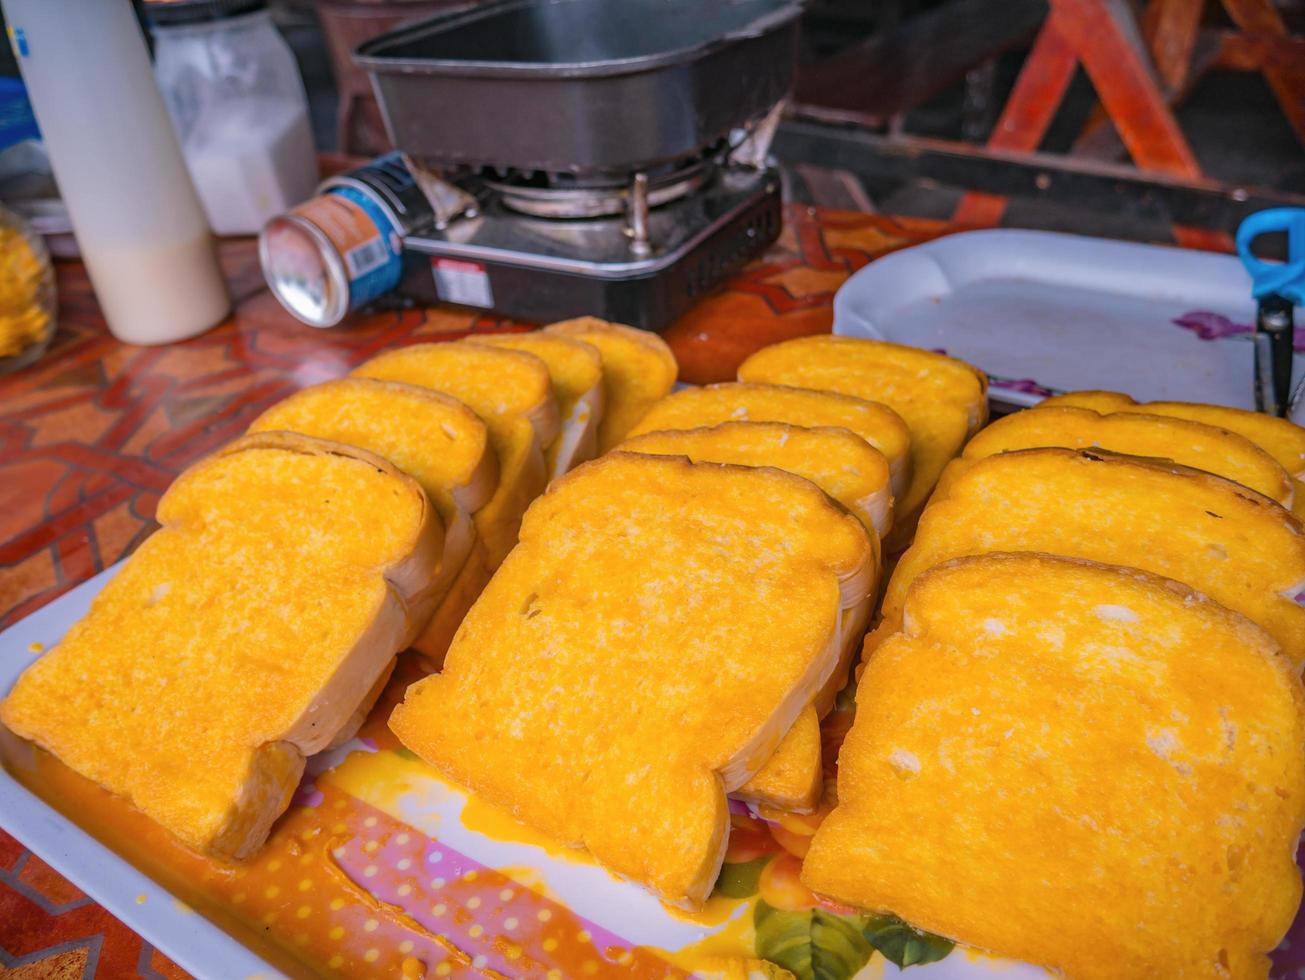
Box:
[432, 258, 494, 309]
[289, 188, 404, 311]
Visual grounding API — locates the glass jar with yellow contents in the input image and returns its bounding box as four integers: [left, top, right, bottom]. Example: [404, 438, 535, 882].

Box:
[0, 202, 56, 375]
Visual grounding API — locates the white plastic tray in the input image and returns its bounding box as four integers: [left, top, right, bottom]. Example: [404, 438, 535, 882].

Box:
[833, 229, 1305, 413]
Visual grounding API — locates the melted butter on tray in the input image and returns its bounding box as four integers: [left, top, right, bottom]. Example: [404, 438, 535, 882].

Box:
[6, 655, 765, 978]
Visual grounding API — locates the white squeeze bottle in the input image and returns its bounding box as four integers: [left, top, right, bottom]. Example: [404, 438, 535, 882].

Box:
[2, 0, 230, 345]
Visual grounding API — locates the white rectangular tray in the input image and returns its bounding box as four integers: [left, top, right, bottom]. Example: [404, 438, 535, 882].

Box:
[833, 229, 1305, 413]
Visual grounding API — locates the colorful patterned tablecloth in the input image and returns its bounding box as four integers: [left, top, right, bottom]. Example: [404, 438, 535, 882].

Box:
[0, 207, 948, 979]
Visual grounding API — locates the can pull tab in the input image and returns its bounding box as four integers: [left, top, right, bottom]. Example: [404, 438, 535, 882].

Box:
[1237, 208, 1304, 417]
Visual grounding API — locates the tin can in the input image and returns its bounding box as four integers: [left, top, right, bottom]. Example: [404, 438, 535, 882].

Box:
[259, 154, 430, 328]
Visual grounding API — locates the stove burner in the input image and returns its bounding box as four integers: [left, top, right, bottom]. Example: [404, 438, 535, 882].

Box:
[476, 146, 723, 220]
[483, 170, 710, 219]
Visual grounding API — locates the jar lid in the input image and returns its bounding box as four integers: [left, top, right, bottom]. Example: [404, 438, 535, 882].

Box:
[143, 0, 267, 27]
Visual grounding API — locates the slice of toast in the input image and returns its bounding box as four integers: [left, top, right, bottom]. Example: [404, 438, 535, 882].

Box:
[881, 448, 1305, 669]
[627, 383, 912, 505]
[805, 553, 1305, 979]
[0, 432, 440, 859]
[738, 335, 988, 547]
[1043, 390, 1305, 519]
[472, 332, 605, 478]
[619, 421, 888, 810]
[249, 378, 497, 628]
[620, 422, 892, 542]
[543, 317, 677, 452]
[390, 452, 874, 907]
[352, 342, 550, 570]
[947, 404, 1294, 507]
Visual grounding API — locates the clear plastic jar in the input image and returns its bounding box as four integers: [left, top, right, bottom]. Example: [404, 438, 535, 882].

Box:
[0, 202, 56, 375]
[147, 1, 318, 236]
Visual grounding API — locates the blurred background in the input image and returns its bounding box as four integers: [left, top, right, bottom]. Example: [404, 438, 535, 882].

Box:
[1, 0, 1302, 242]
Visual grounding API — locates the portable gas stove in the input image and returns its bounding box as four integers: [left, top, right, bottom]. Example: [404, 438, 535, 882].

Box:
[260, 0, 800, 332]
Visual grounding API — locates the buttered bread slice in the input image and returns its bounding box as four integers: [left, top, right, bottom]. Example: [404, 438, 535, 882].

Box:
[881, 448, 1305, 669]
[805, 554, 1305, 979]
[390, 453, 874, 907]
[620, 422, 888, 810]
[628, 382, 912, 504]
[1, 432, 440, 859]
[1042, 390, 1305, 519]
[472, 332, 605, 478]
[947, 404, 1293, 507]
[739, 335, 987, 547]
[249, 378, 497, 627]
[353, 342, 553, 569]
[621, 421, 893, 542]
[543, 317, 677, 452]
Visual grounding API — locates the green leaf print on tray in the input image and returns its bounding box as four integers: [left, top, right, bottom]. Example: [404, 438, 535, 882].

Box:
[754, 902, 954, 980]
[755, 904, 873, 980]
[863, 914, 954, 968]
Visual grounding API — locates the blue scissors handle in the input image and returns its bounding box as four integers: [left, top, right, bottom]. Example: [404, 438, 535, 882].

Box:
[1237, 208, 1305, 305]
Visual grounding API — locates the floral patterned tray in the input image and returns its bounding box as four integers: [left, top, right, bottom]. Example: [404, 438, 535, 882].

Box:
[3, 566, 1304, 979]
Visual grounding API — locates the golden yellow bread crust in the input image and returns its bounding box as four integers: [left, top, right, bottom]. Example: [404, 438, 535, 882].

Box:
[543, 317, 677, 452]
[462, 417, 546, 569]
[471, 332, 606, 478]
[805, 553, 1305, 980]
[620, 421, 893, 542]
[249, 377, 498, 625]
[327, 657, 396, 751]
[880, 447, 1305, 670]
[410, 537, 493, 669]
[628, 383, 913, 505]
[1042, 390, 1305, 519]
[951, 404, 1294, 507]
[1, 432, 439, 859]
[738, 335, 988, 546]
[390, 453, 873, 907]
[352, 345, 549, 569]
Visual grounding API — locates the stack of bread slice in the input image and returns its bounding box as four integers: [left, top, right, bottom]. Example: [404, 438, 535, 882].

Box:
[602, 341, 991, 816]
[348, 327, 676, 663]
[805, 553, 1305, 979]
[387, 333, 986, 904]
[0, 319, 677, 862]
[391, 452, 877, 906]
[805, 391, 1305, 978]
[1, 433, 442, 859]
